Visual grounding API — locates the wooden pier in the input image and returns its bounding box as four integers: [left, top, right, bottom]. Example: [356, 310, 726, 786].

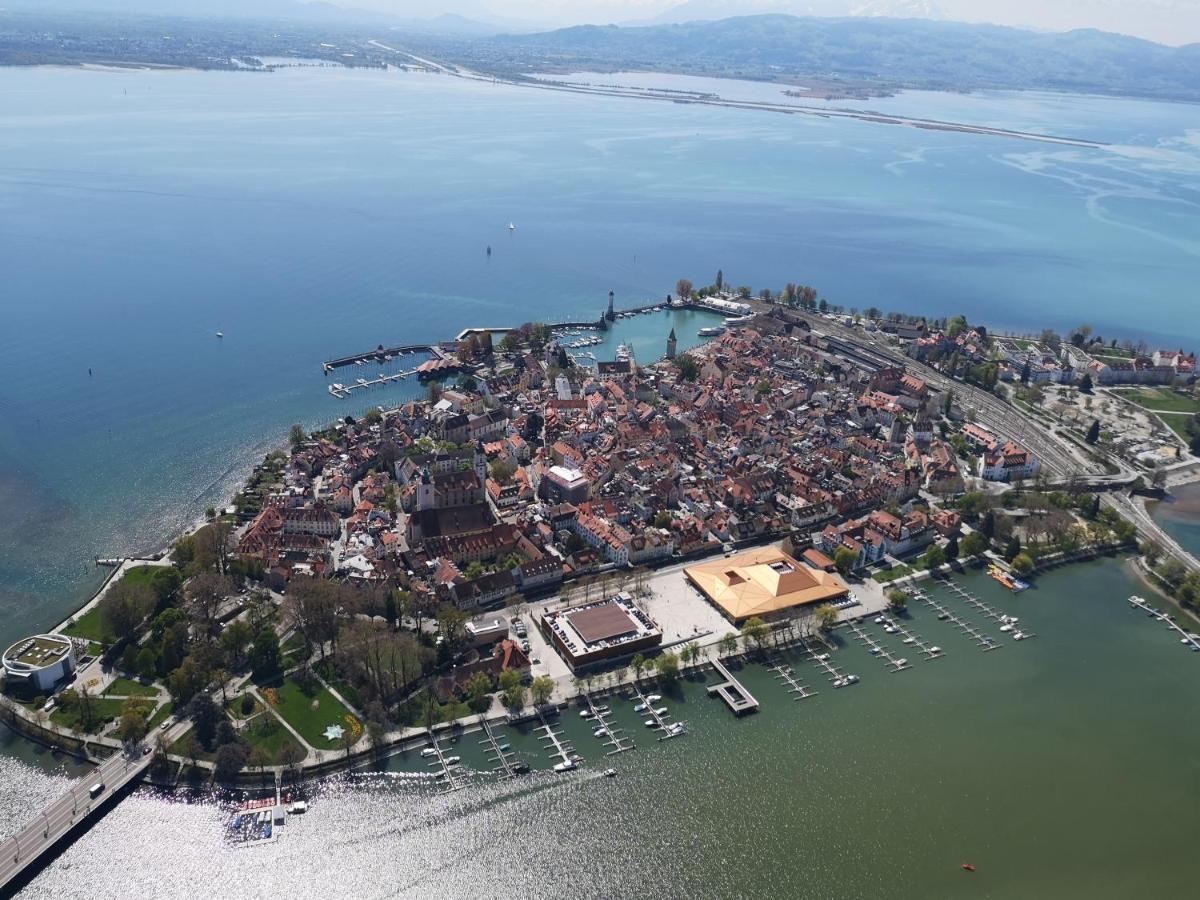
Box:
[327, 369, 418, 398]
[706, 659, 761, 716]
[582, 694, 634, 756]
[767, 654, 817, 700]
[911, 588, 1002, 651]
[845, 619, 912, 672]
[478, 718, 519, 779]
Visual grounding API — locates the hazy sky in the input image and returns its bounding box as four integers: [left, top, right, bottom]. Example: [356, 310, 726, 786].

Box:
[347, 0, 1200, 44]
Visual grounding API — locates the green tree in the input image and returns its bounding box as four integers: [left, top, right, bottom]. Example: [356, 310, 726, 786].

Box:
[922, 543, 947, 571]
[1078, 374, 1094, 394]
[675, 278, 693, 299]
[1085, 419, 1100, 444]
[465, 671, 494, 713]
[960, 532, 988, 558]
[674, 354, 700, 382]
[833, 546, 858, 575]
[530, 675, 555, 707]
[655, 651, 681, 682]
[214, 742, 248, 779]
[631, 652, 647, 682]
[249, 628, 281, 679]
[887, 589, 908, 612]
[815, 605, 838, 632]
[740, 617, 770, 653]
[1010, 553, 1035, 576]
[718, 633, 739, 656]
[289, 424, 307, 448]
[653, 510, 673, 529]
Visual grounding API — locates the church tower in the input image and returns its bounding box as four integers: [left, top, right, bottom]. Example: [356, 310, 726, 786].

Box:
[666, 327, 677, 360]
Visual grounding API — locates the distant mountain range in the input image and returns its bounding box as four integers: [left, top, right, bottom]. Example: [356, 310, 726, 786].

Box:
[629, 1, 946, 27]
[490, 14, 1200, 100]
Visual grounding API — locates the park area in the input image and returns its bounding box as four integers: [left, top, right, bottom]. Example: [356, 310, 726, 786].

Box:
[261, 676, 360, 750]
[1113, 387, 1200, 441]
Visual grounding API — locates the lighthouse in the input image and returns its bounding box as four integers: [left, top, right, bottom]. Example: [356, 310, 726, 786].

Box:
[666, 327, 677, 360]
[606, 290, 615, 322]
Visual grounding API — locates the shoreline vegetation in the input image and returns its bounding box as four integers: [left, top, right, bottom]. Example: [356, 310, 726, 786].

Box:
[5, 283, 1195, 792]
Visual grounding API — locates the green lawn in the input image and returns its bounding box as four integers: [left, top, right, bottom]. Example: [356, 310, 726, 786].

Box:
[227, 693, 264, 719]
[243, 713, 305, 765]
[62, 606, 109, 643]
[872, 565, 914, 584]
[1115, 387, 1200, 415]
[265, 676, 358, 748]
[50, 697, 125, 734]
[103, 677, 159, 697]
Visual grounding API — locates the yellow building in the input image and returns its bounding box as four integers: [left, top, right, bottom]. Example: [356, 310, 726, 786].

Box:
[685, 547, 849, 624]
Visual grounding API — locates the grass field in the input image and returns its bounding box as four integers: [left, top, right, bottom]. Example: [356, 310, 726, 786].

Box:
[227, 693, 264, 719]
[1115, 387, 1200, 415]
[103, 677, 159, 697]
[51, 697, 125, 733]
[169, 726, 217, 761]
[243, 713, 305, 765]
[872, 565, 914, 584]
[62, 606, 109, 643]
[263, 676, 358, 748]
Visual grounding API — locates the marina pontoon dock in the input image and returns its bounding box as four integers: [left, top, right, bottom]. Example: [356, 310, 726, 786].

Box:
[706, 659, 761, 716]
[536, 709, 579, 772]
[425, 734, 464, 793]
[911, 588, 1002, 651]
[1129, 596, 1200, 652]
[845, 618, 912, 672]
[631, 682, 687, 739]
[767, 653, 817, 700]
[875, 614, 944, 660]
[582, 694, 634, 756]
[798, 635, 854, 686]
[478, 718, 520, 779]
[937, 577, 1036, 640]
[323, 343, 442, 372]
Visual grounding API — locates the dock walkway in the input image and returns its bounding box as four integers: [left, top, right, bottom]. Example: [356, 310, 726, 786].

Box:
[425, 733, 463, 793]
[631, 683, 686, 740]
[911, 588, 1001, 651]
[706, 659, 761, 716]
[845, 619, 912, 672]
[767, 654, 817, 700]
[582, 695, 634, 756]
[1129, 596, 1200, 652]
[798, 636, 853, 686]
[878, 614, 944, 660]
[536, 709, 578, 770]
[478, 718, 519, 779]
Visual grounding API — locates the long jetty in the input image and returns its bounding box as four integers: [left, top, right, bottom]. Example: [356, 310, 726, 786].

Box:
[323, 343, 444, 373]
[911, 588, 1001, 651]
[1129, 596, 1200, 652]
[937, 578, 1036, 640]
[1, 748, 153, 893]
[425, 733, 463, 793]
[536, 709, 577, 769]
[706, 659, 760, 716]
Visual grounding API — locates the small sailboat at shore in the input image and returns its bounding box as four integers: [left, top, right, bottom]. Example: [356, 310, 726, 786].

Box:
[508, 222, 515, 231]
[215, 331, 224, 338]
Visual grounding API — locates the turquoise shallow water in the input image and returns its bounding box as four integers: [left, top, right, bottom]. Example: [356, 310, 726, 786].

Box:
[5, 560, 1200, 898]
[1, 66, 1198, 641]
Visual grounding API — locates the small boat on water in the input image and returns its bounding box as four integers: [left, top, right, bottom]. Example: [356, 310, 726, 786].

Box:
[961, 863, 976, 873]
[646, 694, 662, 703]
[633, 702, 647, 712]
[603, 768, 617, 778]
[420, 748, 437, 758]
[988, 564, 1028, 592]
[215, 331, 224, 338]
[552, 760, 576, 773]
[508, 222, 516, 231]
[697, 326, 725, 337]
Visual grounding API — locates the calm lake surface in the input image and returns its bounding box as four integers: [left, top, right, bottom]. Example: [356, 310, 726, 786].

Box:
[6, 561, 1200, 898]
[1, 65, 1199, 896]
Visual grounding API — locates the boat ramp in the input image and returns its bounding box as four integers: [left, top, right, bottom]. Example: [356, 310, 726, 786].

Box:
[706, 659, 760, 716]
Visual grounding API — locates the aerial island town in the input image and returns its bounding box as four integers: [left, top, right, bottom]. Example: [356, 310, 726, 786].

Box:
[4, 288, 1198, 804]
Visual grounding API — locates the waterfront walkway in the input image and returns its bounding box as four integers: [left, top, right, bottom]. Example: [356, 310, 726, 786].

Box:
[1, 747, 153, 893]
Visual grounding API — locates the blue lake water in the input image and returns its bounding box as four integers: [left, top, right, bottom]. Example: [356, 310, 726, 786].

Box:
[1, 64, 1199, 645]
